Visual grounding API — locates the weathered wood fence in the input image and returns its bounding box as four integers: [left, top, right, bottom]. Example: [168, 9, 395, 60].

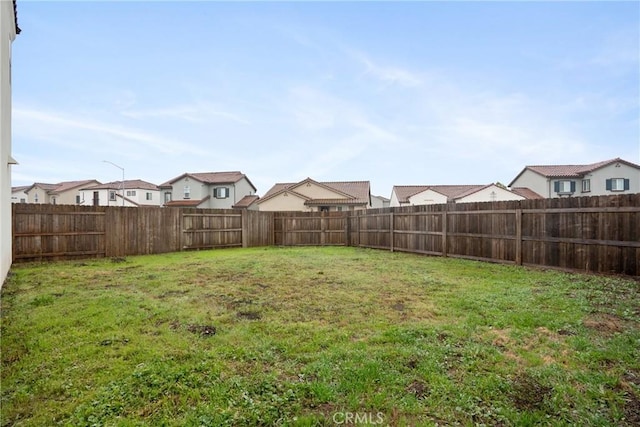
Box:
[11, 194, 640, 276]
[11, 205, 273, 260]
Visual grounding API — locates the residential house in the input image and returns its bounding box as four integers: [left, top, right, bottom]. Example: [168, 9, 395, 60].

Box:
[232, 195, 260, 210]
[25, 180, 100, 205]
[257, 178, 371, 212]
[508, 158, 640, 198]
[390, 183, 530, 207]
[160, 171, 257, 209]
[371, 195, 390, 209]
[1, 0, 19, 284]
[79, 180, 161, 207]
[11, 185, 28, 203]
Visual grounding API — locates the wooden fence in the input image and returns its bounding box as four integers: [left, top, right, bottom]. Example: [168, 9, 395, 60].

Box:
[11, 205, 273, 261]
[11, 193, 640, 276]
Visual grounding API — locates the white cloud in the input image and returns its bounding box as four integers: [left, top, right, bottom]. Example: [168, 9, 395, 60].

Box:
[14, 106, 207, 156]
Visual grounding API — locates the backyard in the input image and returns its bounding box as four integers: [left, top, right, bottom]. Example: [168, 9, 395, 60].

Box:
[1, 246, 639, 426]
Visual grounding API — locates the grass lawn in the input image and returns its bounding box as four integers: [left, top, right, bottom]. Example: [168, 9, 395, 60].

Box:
[1, 246, 639, 426]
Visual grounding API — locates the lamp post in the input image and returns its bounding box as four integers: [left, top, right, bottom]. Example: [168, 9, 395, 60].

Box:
[102, 160, 125, 207]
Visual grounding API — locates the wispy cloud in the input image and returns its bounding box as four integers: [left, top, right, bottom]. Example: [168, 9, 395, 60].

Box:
[349, 50, 423, 87]
[121, 103, 250, 125]
[14, 106, 207, 156]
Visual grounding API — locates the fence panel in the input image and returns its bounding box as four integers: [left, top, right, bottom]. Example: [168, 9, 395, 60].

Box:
[181, 209, 243, 250]
[12, 204, 106, 260]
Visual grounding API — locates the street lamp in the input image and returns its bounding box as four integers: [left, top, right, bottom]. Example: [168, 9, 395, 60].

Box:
[102, 160, 125, 207]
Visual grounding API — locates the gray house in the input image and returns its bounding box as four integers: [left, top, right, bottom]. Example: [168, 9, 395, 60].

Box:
[159, 171, 257, 209]
[508, 158, 640, 198]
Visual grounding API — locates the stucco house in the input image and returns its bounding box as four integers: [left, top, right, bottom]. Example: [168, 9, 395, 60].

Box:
[1, 0, 19, 284]
[371, 195, 390, 209]
[160, 171, 257, 209]
[79, 179, 161, 207]
[257, 178, 371, 212]
[390, 183, 531, 207]
[508, 158, 640, 198]
[25, 179, 100, 205]
[11, 185, 28, 203]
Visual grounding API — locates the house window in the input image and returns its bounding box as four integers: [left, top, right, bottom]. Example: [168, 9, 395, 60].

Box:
[582, 179, 591, 193]
[214, 187, 229, 199]
[20, 198, 26, 203]
[146, 192, 153, 200]
[52, 197, 56, 205]
[319, 206, 330, 212]
[606, 178, 629, 192]
[184, 185, 190, 199]
[34, 193, 39, 203]
[76, 195, 81, 204]
[164, 192, 172, 203]
[554, 180, 575, 195]
[109, 191, 116, 201]
[126, 190, 136, 197]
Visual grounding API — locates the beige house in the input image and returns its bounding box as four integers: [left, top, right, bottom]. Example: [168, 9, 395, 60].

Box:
[1, 0, 19, 284]
[11, 185, 28, 203]
[79, 179, 161, 207]
[25, 180, 100, 205]
[390, 183, 532, 207]
[160, 171, 257, 209]
[509, 158, 640, 198]
[258, 178, 371, 212]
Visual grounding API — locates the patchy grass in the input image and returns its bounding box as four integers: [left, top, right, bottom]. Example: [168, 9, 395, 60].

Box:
[1, 246, 639, 426]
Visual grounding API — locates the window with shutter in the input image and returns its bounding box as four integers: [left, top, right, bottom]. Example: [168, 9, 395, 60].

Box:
[555, 180, 574, 194]
[608, 178, 627, 192]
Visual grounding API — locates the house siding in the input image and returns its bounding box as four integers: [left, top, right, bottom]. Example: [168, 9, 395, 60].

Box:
[408, 189, 448, 205]
[586, 163, 639, 196]
[457, 186, 524, 203]
[510, 169, 550, 198]
[511, 160, 640, 198]
[1, 0, 17, 285]
[258, 193, 309, 212]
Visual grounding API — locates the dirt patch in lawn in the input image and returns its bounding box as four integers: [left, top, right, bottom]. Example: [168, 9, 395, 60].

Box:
[406, 379, 429, 399]
[583, 314, 623, 335]
[237, 310, 262, 320]
[509, 372, 552, 411]
[186, 324, 217, 337]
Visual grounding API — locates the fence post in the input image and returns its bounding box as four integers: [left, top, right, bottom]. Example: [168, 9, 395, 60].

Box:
[442, 205, 448, 257]
[320, 213, 326, 246]
[515, 208, 522, 265]
[389, 212, 394, 252]
[344, 212, 351, 246]
[241, 210, 248, 248]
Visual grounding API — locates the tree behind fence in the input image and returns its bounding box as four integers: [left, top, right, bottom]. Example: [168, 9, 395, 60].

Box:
[11, 194, 640, 275]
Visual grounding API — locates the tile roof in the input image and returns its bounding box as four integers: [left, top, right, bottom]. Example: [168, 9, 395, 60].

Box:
[393, 185, 487, 203]
[27, 180, 100, 194]
[11, 185, 30, 192]
[510, 187, 544, 200]
[233, 195, 260, 209]
[508, 157, 640, 187]
[259, 179, 371, 205]
[83, 179, 159, 191]
[164, 196, 211, 207]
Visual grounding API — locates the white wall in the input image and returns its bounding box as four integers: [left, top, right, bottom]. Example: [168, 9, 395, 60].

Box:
[408, 189, 448, 205]
[457, 185, 524, 203]
[510, 169, 550, 198]
[588, 163, 640, 196]
[1, 0, 17, 285]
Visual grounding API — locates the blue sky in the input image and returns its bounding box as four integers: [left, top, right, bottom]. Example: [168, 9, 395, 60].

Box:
[11, 1, 640, 197]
